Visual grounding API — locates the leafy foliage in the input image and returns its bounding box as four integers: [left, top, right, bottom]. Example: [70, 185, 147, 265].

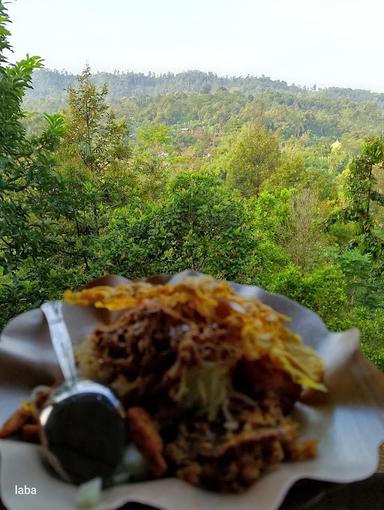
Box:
[65, 65, 130, 173]
[0, 4, 383, 373]
[99, 173, 262, 280]
[0, 2, 61, 273]
[208, 124, 280, 196]
[341, 136, 384, 256]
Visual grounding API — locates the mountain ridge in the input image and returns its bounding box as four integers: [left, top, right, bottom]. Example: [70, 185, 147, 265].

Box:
[27, 69, 384, 107]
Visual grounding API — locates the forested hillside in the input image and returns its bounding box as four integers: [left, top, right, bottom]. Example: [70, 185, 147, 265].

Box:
[25, 69, 384, 141]
[1, 3, 384, 371]
[26, 68, 384, 105]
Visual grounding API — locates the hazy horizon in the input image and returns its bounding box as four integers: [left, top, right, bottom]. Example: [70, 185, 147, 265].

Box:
[8, 0, 384, 93]
[28, 67, 384, 95]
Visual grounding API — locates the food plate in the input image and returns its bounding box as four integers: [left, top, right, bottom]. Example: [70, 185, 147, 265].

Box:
[1, 270, 384, 510]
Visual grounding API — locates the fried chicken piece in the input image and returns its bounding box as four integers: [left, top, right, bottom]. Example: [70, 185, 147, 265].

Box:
[0, 406, 34, 439]
[126, 407, 167, 477]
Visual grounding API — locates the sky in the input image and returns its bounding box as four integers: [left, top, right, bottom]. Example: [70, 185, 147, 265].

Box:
[7, 0, 384, 92]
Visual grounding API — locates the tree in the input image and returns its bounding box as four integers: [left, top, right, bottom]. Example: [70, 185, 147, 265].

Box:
[129, 124, 176, 200]
[342, 136, 384, 255]
[98, 172, 287, 283]
[252, 187, 325, 271]
[0, 2, 67, 326]
[0, 4, 41, 157]
[266, 263, 348, 327]
[208, 124, 280, 197]
[0, 2, 62, 271]
[64, 65, 130, 174]
[57, 66, 133, 250]
[261, 147, 308, 192]
[283, 189, 326, 270]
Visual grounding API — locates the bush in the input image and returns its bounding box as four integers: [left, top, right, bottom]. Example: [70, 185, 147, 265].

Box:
[99, 171, 296, 287]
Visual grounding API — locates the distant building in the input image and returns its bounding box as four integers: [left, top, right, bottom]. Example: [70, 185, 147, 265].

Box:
[331, 140, 342, 152]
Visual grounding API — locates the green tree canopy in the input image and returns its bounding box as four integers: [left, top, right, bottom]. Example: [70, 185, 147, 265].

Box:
[0, 2, 62, 271]
[342, 136, 384, 255]
[208, 124, 280, 196]
[64, 65, 130, 174]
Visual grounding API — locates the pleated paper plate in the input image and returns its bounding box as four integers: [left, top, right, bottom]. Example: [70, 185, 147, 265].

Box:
[1, 271, 384, 510]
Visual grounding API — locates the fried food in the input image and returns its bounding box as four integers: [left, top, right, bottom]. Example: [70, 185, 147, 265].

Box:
[20, 424, 40, 443]
[0, 405, 34, 439]
[125, 407, 167, 477]
[0, 387, 50, 440]
[70, 276, 325, 492]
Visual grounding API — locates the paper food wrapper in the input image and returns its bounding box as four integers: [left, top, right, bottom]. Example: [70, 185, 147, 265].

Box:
[1, 270, 384, 510]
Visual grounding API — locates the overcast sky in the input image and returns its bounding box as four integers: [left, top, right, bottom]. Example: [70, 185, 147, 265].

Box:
[7, 0, 384, 92]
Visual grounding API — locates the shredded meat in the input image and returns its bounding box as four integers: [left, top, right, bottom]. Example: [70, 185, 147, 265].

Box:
[75, 299, 320, 492]
[71, 277, 324, 492]
[164, 395, 311, 492]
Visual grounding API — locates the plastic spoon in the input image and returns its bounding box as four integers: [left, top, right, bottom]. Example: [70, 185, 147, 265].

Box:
[39, 301, 126, 485]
